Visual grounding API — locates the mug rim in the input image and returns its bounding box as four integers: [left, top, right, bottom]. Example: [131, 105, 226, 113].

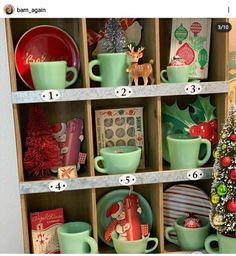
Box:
[111, 232, 151, 243]
[100, 145, 141, 155]
[30, 60, 67, 66]
[166, 65, 189, 69]
[167, 134, 201, 141]
[175, 216, 210, 230]
[97, 52, 127, 57]
[57, 221, 92, 235]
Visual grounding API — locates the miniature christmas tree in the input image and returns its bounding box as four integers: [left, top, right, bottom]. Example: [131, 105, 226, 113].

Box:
[24, 104, 62, 177]
[210, 104, 236, 235]
[102, 18, 128, 53]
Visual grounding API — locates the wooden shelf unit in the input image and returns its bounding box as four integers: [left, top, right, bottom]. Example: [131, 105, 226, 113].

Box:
[6, 18, 229, 253]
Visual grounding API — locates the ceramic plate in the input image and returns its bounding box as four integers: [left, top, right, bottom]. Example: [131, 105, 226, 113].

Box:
[15, 25, 80, 89]
[97, 189, 153, 247]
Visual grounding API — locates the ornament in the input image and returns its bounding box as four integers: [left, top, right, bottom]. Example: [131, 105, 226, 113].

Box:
[226, 199, 236, 212]
[198, 48, 208, 70]
[174, 24, 188, 44]
[176, 42, 195, 65]
[183, 213, 201, 228]
[211, 193, 220, 204]
[229, 169, 236, 180]
[190, 22, 202, 36]
[230, 133, 236, 141]
[221, 144, 227, 151]
[220, 156, 232, 167]
[213, 149, 219, 158]
[212, 214, 224, 226]
[216, 183, 228, 196]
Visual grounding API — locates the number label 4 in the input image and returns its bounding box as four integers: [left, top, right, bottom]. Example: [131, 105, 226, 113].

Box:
[115, 86, 133, 98]
[187, 169, 203, 181]
[49, 180, 67, 192]
[41, 90, 61, 102]
[184, 83, 202, 95]
[119, 174, 136, 186]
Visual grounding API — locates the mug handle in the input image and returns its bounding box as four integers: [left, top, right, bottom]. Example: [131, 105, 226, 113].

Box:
[65, 67, 78, 87]
[94, 156, 108, 174]
[160, 69, 168, 83]
[84, 236, 98, 254]
[204, 234, 219, 254]
[165, 226, 179, 246]
[198, 139, 211, 167]
[89, 59, 102, 82]
[145, 237, 158, 253]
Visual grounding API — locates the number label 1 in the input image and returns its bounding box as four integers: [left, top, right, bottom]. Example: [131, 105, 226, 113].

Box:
[49, 180, 67, 192]
[184, 83, 202, 95]
[41, 90, 61, 102]
[115, 86, 133, 98]
[187, 169, 203, 181]
[119, 174, 136, 186]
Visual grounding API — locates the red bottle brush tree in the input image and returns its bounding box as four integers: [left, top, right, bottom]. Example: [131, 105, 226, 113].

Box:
[24, 104, 62, 177]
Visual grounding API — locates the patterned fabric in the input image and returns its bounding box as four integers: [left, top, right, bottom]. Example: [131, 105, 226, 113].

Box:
[141, 224, 149, 237]
[79, 152, 87, 164]
[104, 219, 127, 241]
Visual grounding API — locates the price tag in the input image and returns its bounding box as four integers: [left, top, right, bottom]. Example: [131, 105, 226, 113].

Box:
[184, 83, 202, 95]
[49, 180, 67, 192]
[41, 90, 61, 102]
[119, 174, 136, 186]
[187, 169, 203, 181]
[115, 86, 133, 98]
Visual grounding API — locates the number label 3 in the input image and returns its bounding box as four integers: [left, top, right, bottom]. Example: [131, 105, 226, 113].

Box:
[41, 90, 61, 102]
[49, 180, 67, 192]
[115, 86, 133, 98]
[187, 169, 203, 180]
[185, 83, 202, 95]
[119, 174, 136, 186]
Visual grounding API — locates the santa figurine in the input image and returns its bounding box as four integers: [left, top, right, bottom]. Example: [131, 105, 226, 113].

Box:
[104, 201, 130, 241]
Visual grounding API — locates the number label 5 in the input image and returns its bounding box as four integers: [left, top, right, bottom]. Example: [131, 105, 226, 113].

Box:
[49, 180, 67, 192]
[41, 90, 61, 102]
[187, 169, 203, 180]
[115, 86, 133, 98]
[119, 174, 136, 186]
[184, 83, 202, 95]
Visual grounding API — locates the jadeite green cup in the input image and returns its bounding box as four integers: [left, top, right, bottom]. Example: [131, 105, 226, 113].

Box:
[167, 134, 211, 170]
[30, 61, 78, 90]
[160, 65, 189, 83]
[94, 146, 141, 174]
[205, 231, 236, 253]
[57, 221, 98, 254]
[165, 216, 210, 251]
[111, 232, 158, 254]
[89, 52, 129, 87]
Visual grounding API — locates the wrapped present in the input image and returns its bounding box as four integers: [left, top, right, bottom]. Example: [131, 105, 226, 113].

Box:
[58, 165, 78, 179]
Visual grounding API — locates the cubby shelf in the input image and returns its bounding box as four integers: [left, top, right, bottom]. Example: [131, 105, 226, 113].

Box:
[11, 81, 228, 104]
[19, 167, 213, 195]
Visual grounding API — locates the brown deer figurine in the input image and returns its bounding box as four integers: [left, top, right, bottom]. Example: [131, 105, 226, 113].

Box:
[127, 44, 155, 86]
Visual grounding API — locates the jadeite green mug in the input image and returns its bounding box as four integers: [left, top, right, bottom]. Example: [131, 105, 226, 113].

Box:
[111, 232, 158, 254]
[165, 216, 210, 251]
[89, 52, 129, 87]
[205, 231, 236, 253]
[57, 221, 98, 254]
[167, 134, 211, 170]
[30, 61, 78, 90]
[94, 146, 141, 174]
[160, 65, 189, 83]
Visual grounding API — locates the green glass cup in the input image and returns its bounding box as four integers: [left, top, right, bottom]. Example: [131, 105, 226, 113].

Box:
[89, 52, 129, 87]
[94, 146, 141, 174]
[205, 231, 236, 253]
[160, 65, 189, 83]
[167, 134, 211, 170]
[57, 221, 98, 254]
[30, 61, 78, 90]
[165, 216, 210, 251]
[111, 232, 158, 254]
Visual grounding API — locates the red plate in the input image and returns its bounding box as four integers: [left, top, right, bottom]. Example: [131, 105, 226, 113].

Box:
[15, 25, 80, 89]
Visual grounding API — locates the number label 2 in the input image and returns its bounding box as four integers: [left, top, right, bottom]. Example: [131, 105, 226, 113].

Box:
[49, 180, 67, 192]
[184, 83, 202, 95]
[119, 174, 136, 186]
[187, 169, 203, 181]
[115, 86, 133, 98]
[41, 90, 61, 102]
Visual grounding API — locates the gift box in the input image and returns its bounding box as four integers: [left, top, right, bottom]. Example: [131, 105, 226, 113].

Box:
[95, 107, 145, 169]
[169, 18, 212, 80]
[30, 208, 64, 254]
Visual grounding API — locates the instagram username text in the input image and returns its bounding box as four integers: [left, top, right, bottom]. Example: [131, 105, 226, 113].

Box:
[17, 7, 46, 14]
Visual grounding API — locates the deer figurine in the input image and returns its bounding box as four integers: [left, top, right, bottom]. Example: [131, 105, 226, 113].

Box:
[126, 44, 155, 86]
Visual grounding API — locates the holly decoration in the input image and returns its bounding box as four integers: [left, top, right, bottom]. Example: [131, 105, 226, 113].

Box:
[23, 104, 62, 177]
[210, 105, 236, 234]
[174, 24, 188, 44]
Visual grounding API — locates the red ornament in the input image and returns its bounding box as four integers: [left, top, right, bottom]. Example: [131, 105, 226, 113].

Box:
[190, 22, 202, 36]
[230, 133, 236, 141]
[189, 124, 201, 136]
[199, 122, 213, 140]
[229, 169, 236, 180]
[209, 119, 218, 130]
[176, 42, 195, 65]
[226, 199, 236, 212]
[183, 213, 201, 228]
[220, 156, 232, 167]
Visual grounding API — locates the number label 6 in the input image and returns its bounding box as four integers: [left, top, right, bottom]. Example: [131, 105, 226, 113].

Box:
[187, 169, 203, 180]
